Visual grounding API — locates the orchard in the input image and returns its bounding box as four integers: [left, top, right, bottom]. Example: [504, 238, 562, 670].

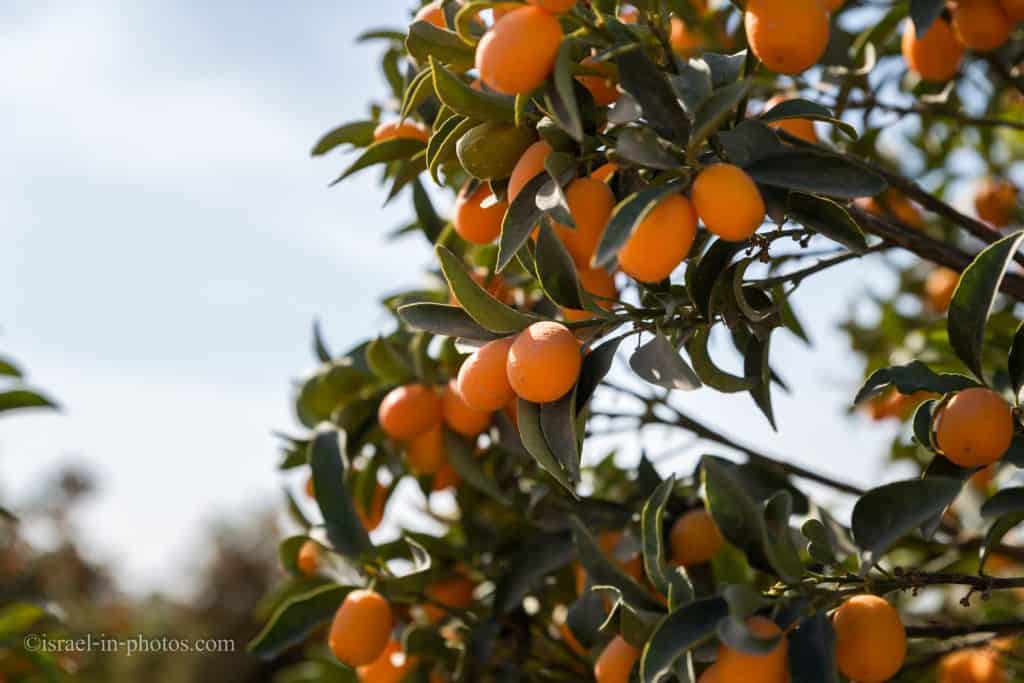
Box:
[251, 1, 1024, 682]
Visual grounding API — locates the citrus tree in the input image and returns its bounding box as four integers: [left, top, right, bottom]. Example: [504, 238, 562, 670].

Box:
[250, 1, 1024, 681]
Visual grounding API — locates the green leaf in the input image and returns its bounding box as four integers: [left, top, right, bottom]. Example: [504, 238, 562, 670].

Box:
[641, 477, 692, 602]
[279, 536, 314, 577]
[718, 120, 789, 167]
[548, 40, 584, 142]
[497, 172, 549, 272]
[948, 231, 1024, 381]
[629, 331, 702, 391]
[853, 360, 976, 404]
[686, 327, 756, 393]
[851, 477, 963, 570]
[910, 0, 946, 36]
[913, 399, 938, 449]
[430, 58, 516, 123]
[593, 184, 681, 268]
[0, 357, 22, 378]
[758, 99, 857, 140]
[412, 178, 445, 243]
[0, 389, 58, 415]
[443, 429, 511, 504]
[492, 531, 574, 614]
[437, 246, 538, 333]
[788, 613, 839, 683]
[248, 584, 351, 659]
[0, 602, 46, 638]
[1008, 321, 1024, 402]
[761, 492, 803, 584]
[517, 398, 576, 494]
[615, 127, 683, 170]
[743, 332, 776, 430]
[575, 334, 624, 410]
[366, 336, 413, 384]
[787, 193, 868, 254]
[400, 69, 436, 122]
[311, 120, 377, 156]
[540, 390, 582, 484]
[745, 152, 886, 199]
[702, 457, 770, 570]
[427, 114, 475, 183]
[535, 223, 583, 309]
[311, 320, 332, 363]
[405, 20, 475, 71]
[397, 303, 501, 342]
[980, 512, 1024, 573]
[570, 516, 665, 613]
[309, 428, 373, 557]
[688, 80, 751, 158]
[688, 239, 746, 320]
[639, 597, 728, 683]
[330, 138, 426, 185]
[614, 48, 690, 145]
[981, 487, 1024, 518]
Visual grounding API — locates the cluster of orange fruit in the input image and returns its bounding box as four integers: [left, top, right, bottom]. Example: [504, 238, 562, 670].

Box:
[592, 594, 909, 683]
[903, 0, 1024, 82]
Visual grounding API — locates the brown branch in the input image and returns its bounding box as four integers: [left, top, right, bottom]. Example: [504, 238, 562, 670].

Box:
[844, 97, 1024, 132]
[907, 619, 1024, 639]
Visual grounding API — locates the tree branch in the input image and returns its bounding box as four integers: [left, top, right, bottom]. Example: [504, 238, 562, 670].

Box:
[907, 619, 1024, 639]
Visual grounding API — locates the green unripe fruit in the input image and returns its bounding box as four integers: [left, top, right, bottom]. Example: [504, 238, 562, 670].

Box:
[457, 122, 537, 180]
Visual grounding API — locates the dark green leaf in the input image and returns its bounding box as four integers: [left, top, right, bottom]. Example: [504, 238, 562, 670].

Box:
[981, 487, 1024, 518]
[549, 40, 584, 142]
[540, 390, 582, 484]
[412, 179, 445, 243]
[853, 360, 976, 404]
[330, 138, 425, 185]
[571, 516, 665, 612]
[718, 120, 789, 167]
[309, 428, 373, 557]
[312, 320, 332, 363]
[686, 327, 756, 393]
[702, 457, 769, 568]
[788, 613, 839, 683]
[851, 477, 963, 570]
[614, 48, 690, 145]
[615, 127, 683, 170]
[437, 246, 538, 333]
[980, 512, 1024, 572]
[575, 334, 625, 410]
[629, 331, 702, 391]
[444, 429, 511, 504]
[594, 184, 681, 268]
[518, 398, 576, 494]
[787, 193, 868, 255]
[1008, 321, 1024, 401]
[688, 80, 751, 157]
[311, 120, 377, 156]
[431, 58, 516, 123]
[948, 231, 1024, 380]
[758, 99, 857, 140]
[248, 584, 351, 659]
[688, 239, 746, 320]
[492, 531, 574, 614]
[745, 152, 886, 199]
[639, 597, 728, 683]
[397, 303, 501, 341]
[535, 223, 583, 309]
[405, 20, 475, 71]
[743, 333, 776, 430]
[0, 389, 58, 415]
[910, 0, 946, 37]
[641, 477, 693, 602]
[761, 492, 803, 583]
[497, 172, 549, 272]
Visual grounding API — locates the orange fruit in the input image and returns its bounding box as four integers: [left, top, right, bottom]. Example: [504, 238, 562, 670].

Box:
[415, 1, 447, 28]
[378, 384, 442, 441]
[454, 182, 508, 244]
[834, 595, 907, 683]
[508, 140, 553, 201]
[357, 483, 389, 531]
[450, 268, 512, 306]
[935, 387, 1015, 468]
[328, 589, 393, 667]
[432, 460, 460, 491]
[374, 120, 430, 143]
[951, 0, 1012, 52]
[866, 191, 924, 228]
[975, 177, 1017, 228]
[407, 425, 445, 475]
[563, 267, 617, 322]
[692, 164, 766, 241]
[618, 194, 698, 283]
[475, 6, 563, 95]
[594, 636, 639, 683]
[744, 0, 829, 74]
[901, 18, 963, 82]
[592, 162, 617, 183]
[764, 95, 817, 143]
[507, 321, 582, 403]
[457, 337, 516, 411]
[554, 177, 616, 268]
[357, 640, 419, 683]
[577, 57, 619, 106]
[939, 648, 1006, 683]
[697, 664, 721, 683]
[297, 540, 320, 576]
[924, 267, 960, 313]
[715, 617, 788, 682]
[669, 509, 724, 566]
[442, 379, 492, 437]
[305, 475, 315, 498]
[424, 574, 476, 622]
[670, 17, 703, 56]
[527, 0, 576, 12]
[1000, 0, 1024, 20]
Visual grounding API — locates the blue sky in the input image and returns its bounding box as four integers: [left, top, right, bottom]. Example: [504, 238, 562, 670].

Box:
[1, 1, 906, 594]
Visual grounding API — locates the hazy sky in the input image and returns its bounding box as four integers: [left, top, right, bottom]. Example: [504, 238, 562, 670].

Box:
[2, 1, 905, 594]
